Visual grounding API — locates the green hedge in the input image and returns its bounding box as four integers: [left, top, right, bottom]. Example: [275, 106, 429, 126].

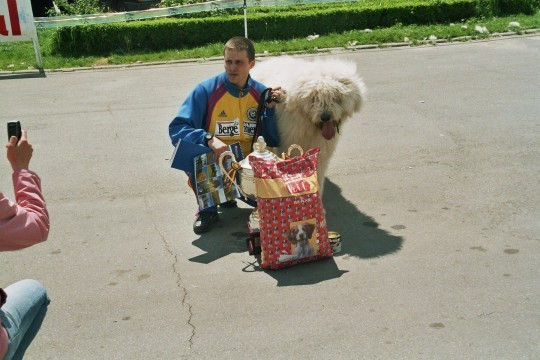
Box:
[246, 0, 476, 40]
[51, 0, 537, 56]
[499, 0, 540, 15]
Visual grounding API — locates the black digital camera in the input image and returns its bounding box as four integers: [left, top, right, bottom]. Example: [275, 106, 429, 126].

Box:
[7, 121, 22, 143]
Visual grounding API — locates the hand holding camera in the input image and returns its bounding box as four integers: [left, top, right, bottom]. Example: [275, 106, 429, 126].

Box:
[6, 121, 33, 171]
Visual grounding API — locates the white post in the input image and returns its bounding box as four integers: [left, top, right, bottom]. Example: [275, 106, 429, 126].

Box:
[32, 33, 43, 69]
[243, 0, 247, 38]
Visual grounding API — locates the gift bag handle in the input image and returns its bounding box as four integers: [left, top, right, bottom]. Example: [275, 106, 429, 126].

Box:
[287, 144, 304, 157]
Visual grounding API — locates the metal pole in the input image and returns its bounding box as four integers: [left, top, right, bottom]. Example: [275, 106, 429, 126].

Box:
[243, 0, 248, 38]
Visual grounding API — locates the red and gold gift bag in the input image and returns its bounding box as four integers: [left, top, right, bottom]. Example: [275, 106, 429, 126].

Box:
[249, 147, 332, 269]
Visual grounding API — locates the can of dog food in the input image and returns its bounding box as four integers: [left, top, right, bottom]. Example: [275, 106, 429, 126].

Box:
[328, 231, 341, 254]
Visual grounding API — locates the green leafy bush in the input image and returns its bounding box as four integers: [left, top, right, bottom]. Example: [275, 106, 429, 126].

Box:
[499, 0, 540, 15]
[46, 0, 107, 16]
[475, 0, 539, 16]
[51, 0, 538, 56]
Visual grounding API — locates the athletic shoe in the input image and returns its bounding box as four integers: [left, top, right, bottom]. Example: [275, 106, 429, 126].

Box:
[193, 212, 219, 234]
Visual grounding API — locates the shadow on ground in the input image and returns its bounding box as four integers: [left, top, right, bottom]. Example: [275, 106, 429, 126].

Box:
[323, 180, 403, 259]
[189, 179, 403, 286]
[188, 207, 254, 264]
[0, 70, 46, 80]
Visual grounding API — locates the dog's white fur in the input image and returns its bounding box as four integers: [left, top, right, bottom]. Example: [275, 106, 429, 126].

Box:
[251, 56, 366, 194]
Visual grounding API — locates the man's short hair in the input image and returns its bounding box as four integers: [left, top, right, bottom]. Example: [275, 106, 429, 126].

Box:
[224, 37, 256, 62]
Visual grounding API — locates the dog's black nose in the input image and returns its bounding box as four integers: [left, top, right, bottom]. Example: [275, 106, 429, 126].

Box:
[321, 112, 331, 122]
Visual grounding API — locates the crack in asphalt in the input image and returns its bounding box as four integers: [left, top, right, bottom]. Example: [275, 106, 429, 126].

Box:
[144, 197, 195, 350]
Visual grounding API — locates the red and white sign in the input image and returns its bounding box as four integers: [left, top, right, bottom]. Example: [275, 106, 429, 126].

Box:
[0, 0, 42, 68]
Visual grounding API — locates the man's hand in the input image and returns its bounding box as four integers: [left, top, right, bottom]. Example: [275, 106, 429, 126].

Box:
[208, 136, 229, 161]
[6, 130, 33, 171]
[266, 87, 286, 109]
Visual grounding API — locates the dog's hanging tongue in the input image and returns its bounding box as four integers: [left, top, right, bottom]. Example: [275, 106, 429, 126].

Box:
[321, 122, 336, 140]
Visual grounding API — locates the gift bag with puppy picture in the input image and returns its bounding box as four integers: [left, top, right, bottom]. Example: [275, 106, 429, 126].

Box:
[249, 147, 332, 269]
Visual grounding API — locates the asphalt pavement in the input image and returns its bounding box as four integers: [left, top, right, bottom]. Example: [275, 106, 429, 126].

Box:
[1, 35, 539, 359]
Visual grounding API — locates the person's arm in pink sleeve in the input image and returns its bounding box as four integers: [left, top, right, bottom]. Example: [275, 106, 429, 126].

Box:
[0, 169, 49, 251]
[0, 130, 49, 251]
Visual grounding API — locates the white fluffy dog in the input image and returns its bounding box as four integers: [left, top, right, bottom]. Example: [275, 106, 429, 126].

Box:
[251, 56, 366, 194]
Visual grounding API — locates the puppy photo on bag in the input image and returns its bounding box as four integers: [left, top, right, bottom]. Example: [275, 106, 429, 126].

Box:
[284, 220, 317, 260]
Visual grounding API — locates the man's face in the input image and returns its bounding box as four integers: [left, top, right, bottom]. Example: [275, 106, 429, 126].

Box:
[224, 48, 255, 88]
